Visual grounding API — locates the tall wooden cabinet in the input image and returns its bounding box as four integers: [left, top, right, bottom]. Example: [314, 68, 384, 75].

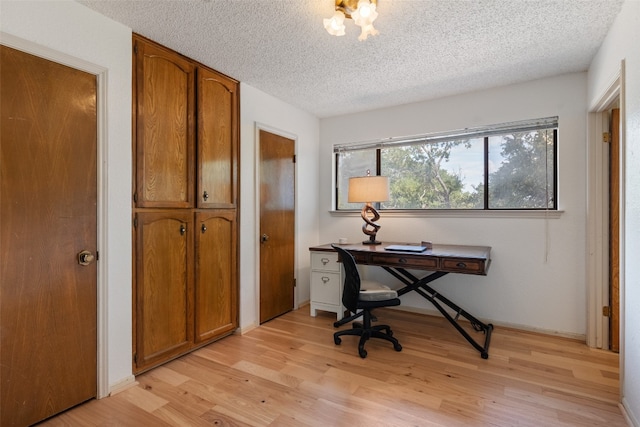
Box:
[132, 34, 239, 373]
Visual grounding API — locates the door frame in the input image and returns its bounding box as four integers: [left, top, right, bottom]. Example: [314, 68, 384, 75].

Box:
[1, 33, 109, 398]
[254, 123, 299, 325]
[586, 61, 625, 359]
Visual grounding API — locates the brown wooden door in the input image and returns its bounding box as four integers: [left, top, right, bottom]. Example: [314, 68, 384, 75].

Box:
[197, 67, 238, 209]
[134, 211, 193, 372]
[0, 46, 97, 426]
[259, 130, 295, 323]
[609, 108, 620, 352]
[195, 211, 238, 343]
[133, 35, 195, 208]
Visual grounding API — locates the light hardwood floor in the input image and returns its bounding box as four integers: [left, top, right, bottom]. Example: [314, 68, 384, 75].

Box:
[40, 307, 627, 426]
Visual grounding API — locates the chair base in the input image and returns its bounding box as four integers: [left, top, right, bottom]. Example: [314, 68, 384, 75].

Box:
[334, 323, 402, 358]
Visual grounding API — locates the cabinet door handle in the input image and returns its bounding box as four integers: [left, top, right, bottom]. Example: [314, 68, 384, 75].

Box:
[201, 224, 207, 234]
[203, 190, 209, 201]
[321, 258, 330, 265]
[180, 224, 186, 235]
[321, 276, 330, 283]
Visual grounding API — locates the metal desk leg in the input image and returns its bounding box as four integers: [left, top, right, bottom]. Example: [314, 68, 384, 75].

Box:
[384, 267, 493, 359]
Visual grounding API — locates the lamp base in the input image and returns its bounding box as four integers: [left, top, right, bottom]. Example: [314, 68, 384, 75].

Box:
[359, 203, 383, 245]
[362, 234, 381, 245]
[362, 239, 381, 245]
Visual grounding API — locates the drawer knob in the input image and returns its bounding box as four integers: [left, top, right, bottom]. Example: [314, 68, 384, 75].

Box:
[321, 276, 330, 283]
[456, 262, 467, 268]
[398, 258, 407, 264]
[321, 258, 330, 265]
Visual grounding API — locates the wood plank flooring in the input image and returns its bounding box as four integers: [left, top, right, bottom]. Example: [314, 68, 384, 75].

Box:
[39, 307, 627, 426]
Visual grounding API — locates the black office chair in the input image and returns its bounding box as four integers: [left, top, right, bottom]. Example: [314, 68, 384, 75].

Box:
[331, 244, 402, 358]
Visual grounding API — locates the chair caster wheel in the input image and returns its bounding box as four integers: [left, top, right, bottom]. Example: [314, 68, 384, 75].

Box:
[358, 348, 367, 358]
[481, 352, 489, 359]
[394, 343, 402, 352]
[333, 321, 340, 328]
[334, 336, 342, 345]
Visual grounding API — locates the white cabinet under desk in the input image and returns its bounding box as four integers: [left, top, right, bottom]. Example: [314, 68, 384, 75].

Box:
[309, 250, 344, 320]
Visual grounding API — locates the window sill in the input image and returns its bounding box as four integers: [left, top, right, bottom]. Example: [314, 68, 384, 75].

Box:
[329, 209, 564, 219]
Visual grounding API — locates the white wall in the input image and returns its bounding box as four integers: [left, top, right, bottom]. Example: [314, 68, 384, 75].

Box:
[320, 73, 589, 337]
[1, 0, 133, 392]
[588, 0, 640, 424]
[239, 83, 320, 331]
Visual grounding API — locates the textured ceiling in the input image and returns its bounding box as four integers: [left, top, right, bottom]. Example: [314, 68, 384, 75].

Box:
[77, 0, 623, 118]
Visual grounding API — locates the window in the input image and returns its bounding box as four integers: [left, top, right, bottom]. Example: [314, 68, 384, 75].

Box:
[335, 117, 557, 210]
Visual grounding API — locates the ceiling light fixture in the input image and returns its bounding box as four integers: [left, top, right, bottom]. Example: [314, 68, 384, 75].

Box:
[323, 0, 379, 41]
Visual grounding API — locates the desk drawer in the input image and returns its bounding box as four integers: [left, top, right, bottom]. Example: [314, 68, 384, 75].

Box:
[370, 254, 438, 270]
[311, 252, 340, 272]
[441, 258, 485, 274]
[310, 271, 341, 305]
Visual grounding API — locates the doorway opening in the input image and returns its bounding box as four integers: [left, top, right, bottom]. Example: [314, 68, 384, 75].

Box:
[587, 68, 624, 353]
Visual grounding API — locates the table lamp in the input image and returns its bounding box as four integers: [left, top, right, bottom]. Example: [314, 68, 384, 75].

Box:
[348, 172, 390, 245]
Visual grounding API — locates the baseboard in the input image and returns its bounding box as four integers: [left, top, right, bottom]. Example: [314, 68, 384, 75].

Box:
[108, 375, 137, 396]
[621, 397, 639, 427]
[387, 305, 586, 342]
[238, 323, 258, 335]
[298, 300, 310, 308]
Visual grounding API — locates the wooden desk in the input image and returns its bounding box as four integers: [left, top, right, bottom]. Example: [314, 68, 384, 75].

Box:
[309, 242, 493, 359]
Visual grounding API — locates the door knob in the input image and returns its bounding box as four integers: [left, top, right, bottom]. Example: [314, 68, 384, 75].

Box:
[77, 250, 95, 266]
[260, 234, 269, 244]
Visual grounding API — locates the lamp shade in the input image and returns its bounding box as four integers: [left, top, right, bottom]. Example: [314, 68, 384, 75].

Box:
[348, 175, 389, 203]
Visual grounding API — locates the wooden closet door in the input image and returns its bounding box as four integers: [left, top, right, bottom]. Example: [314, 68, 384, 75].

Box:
[134, 35, 195, 208]
[1, 46, 97, 426]
[134, 211, 194, 372]
[197, 67, 238, 209]
[194, 211, 238, 343]
[259, 130, 296, 323]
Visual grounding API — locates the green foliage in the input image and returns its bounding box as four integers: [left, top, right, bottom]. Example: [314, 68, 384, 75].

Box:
[488, 131, 554, 208]
[382, 141, 480, 209]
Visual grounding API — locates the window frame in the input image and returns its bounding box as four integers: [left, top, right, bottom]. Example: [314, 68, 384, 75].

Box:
[334, 117, 558, 212]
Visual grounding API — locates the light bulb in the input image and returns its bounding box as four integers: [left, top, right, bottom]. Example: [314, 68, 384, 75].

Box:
[358, 0, 373, 18]
[352, 0, 378, 27]
[324, 10, 346, 36]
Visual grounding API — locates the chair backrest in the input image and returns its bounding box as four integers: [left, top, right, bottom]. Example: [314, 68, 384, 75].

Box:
[331, 244, 361, 312]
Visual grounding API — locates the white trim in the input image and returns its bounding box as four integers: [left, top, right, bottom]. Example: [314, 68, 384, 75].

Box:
[621, 397, 639, 427]
[387, 306, 586, 341]
[330, 209, 564, 219]
[1, 32, 110, 399]
[96, 69, 110, 400]
[586, 66, 621, 352]
[586, 110, 611, 349]
[254, 123, 300, 323]
[589, 69, 623, 112]
[618, 59, 626, 405]
[107, 375, 136, 396]
[238, 323, 259, 335]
